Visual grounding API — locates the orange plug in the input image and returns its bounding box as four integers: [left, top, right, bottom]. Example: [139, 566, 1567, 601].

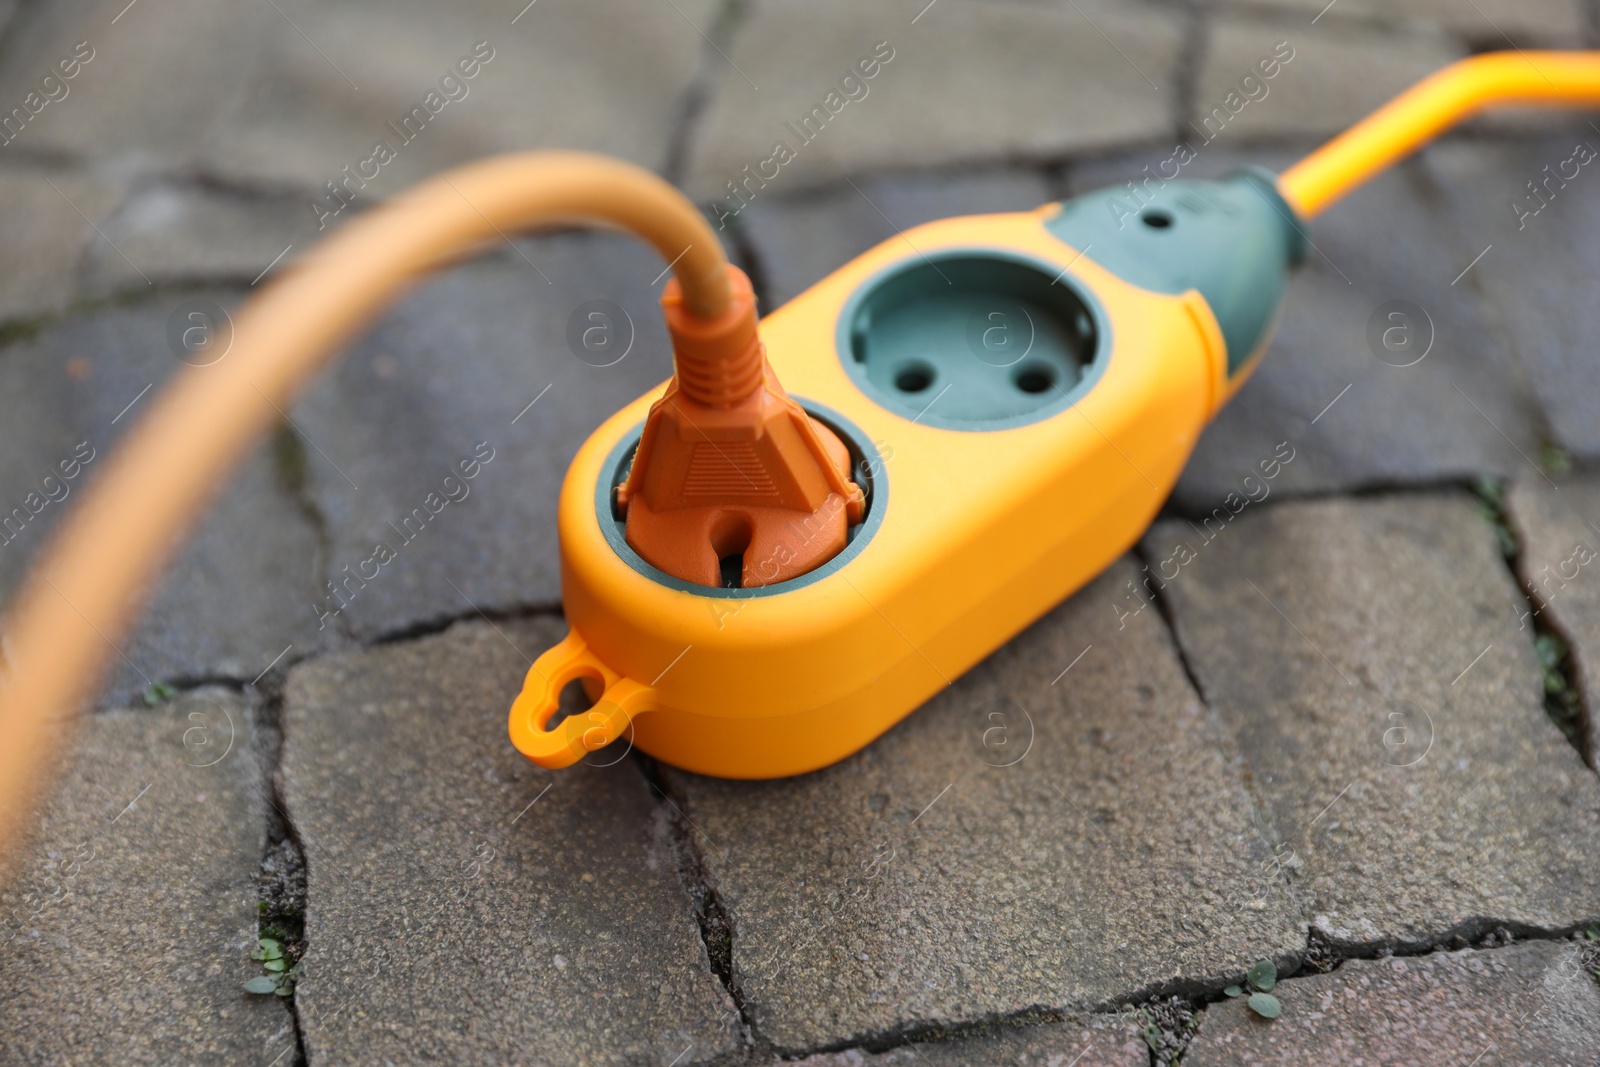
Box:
[616, 265, 864, 588]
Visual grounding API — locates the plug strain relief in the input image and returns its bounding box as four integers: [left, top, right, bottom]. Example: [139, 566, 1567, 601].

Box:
[662, 264, 765, 407]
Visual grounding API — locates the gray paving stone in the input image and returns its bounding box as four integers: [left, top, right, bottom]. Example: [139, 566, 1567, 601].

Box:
[1064, 147, 1544, 508]
[84, 182, 315, 295]
[0, 0, 266, 174]
[0, 690, 292, 1065]
[0, 165, 120, 321]
[662, 559, 1304, 1054]
[776, 1015, 1148, 1067]
[0, 294, 325, 702]
[741, 167, 1056, 306]
[0, 0, 713, 191]
[204, 0, 715, 197]
[1195, 15, 1464, 141]
[1213, 0, 1590, 46]
[1149, 494, 1600, 949]
[288, 232, 682, 640]
[684, 0, 1183, 201]
[1508, 475, 1600, 765]
[1425, 138, 1600, 460]
[279, 619, 743, 1066]
[1185, 940, 1600, 1066]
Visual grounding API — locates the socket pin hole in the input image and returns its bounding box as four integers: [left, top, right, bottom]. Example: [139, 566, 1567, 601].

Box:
[894, 362, 935, 393]
[1014, 364, 1056, 394]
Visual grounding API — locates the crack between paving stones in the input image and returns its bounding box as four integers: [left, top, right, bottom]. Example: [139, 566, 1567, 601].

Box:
[272, 412, 567, 651]
[660, 0, 749, 190]
[1153, 472, 1531, 524]
[1129, 538, 1297, 1066]
[0, 0, 52, 79]
[0, 141, 90, 171]
[93, 671, 299, 715]
[252, 678, 310, 1067]
[1121, 922, 1600, 1066]
[985, 924, 1599, 1063]
[271, 422, 344, 648]
[0, 281, 251, 352]
[724, 220, 772, 311]
[1514, 565, 1595, 767]
[1041, 160, 1073, 203]
[1172, 0, 1209, 145]
[1132, 536, 1305, 909]
[365, 600, 565, 648]
[177, 166, 330, 205]
[808, 1007, 1087, 1062]
[89, 609, 556, 718]
[84, 612, 562, 718]
[1205, 920, 1600, 1006]
[1473, 476, 1595, 768]
[79, 672, 313, 1063]
[631, 753, 766, 1060]
[1151, 469, 1599, 772]
[1131, 542, 1212, 708]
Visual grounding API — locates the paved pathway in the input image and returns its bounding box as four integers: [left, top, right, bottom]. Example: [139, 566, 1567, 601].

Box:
[2, 1, 1599, 1063]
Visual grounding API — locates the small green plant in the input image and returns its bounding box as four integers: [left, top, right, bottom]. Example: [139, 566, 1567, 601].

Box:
[1136, 1008, 1162, 1051]
[1537, 633, 1572, 696]
[1539, 443, 1573, 478]
[142, 681, 177, 706]
[1225, 959, 1282, 1020]
[1128, 1000, 1197, 1061]
[244, 936, 298, 997]
[1534, 632, 1584, 747]
[1247, 991, 1282, 1018]
[1470, 477, 1518, 559]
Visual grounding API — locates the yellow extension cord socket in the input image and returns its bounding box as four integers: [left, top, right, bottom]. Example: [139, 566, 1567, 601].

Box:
[512, 198, 1274, 777]
[509, 50, 1600, 778]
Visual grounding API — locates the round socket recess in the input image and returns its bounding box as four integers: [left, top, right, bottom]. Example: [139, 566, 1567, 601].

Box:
[840, 250, 1107, 430]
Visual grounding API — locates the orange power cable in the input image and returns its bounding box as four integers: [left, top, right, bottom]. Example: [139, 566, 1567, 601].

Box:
[1279, 50, 1600, 219]
[0, 152, 729, 871]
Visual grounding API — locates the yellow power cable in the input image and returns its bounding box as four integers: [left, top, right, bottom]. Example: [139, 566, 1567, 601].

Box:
[1280, 50, 1600, 218]
[0, 152, 730, 869]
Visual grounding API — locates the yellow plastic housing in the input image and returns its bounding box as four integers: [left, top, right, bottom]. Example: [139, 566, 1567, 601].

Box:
[510, 206, 1231, 778]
